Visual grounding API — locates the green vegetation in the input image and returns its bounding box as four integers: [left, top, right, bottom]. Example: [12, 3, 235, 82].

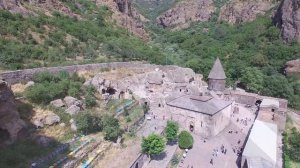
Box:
[142, 134, 166, 158]
[0, 1, 299, 110]
[165, 121, 179, 142]
[178, 131, 193, 149]
[102, 115, 121, 141]
[83, 85, 98, 108]
[134, 0, 179, 20]
[151, 15, 300, 109]
[75, 112, 103, 134]
[25, 72, 84, 104]
[0, 139, 59, 168]
[0, 4, 164, 70]
[283, 117, 300, 168]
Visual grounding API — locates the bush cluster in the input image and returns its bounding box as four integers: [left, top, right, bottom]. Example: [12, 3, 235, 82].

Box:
[25, 72, 83, 104]
[75, 113, 121, 142]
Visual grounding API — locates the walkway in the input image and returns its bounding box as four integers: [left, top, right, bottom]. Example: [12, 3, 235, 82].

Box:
[179, 104, 256, 168]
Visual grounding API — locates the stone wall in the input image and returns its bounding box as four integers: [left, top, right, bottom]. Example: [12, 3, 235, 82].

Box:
[165, 104, 231, 138]
[231, 91, 288, 112]
[129, 153, 149, 168]
[0, 62, 158, 84]
[208, 79, 226, 91]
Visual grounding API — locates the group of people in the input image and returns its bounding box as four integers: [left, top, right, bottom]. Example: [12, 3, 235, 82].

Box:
[210, 144, 228, 165]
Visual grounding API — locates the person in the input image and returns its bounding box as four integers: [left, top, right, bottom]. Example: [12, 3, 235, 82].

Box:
[210, 158, 213, 165]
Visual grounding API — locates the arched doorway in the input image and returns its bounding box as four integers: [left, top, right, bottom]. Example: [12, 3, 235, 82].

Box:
[189, 122, 194, 132]
[0, 128, 10, 144]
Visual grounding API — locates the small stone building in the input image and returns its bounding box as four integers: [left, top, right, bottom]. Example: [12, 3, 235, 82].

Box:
[208, 58, 226, 91]
[166, 95, 232, 138]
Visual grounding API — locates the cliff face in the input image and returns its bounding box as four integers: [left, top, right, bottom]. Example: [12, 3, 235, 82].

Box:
[0, 0, 76, 16]
[156, 0, 215, 29]
[97, 0, 149, 40]
[0, 0, 148, 40]
[0, 80, 26, 145]
[274, 0, 300, 42]
[218, 0, 274, 24]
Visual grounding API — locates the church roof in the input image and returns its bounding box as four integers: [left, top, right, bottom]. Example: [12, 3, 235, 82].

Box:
[208, 58, 226, 79]
[166, 94, 232, 116]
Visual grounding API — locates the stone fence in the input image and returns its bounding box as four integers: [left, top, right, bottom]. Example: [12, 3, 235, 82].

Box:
[0, 62, 158, 84]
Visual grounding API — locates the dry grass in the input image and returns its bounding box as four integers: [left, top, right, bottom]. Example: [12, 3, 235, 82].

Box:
[94, 136, 141, 168]
[37, 124, 73, 141]
[11, 83, 27, 93]
[77, 70, 97, 79]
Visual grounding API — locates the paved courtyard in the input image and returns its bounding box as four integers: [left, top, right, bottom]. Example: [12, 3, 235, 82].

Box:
[179, 104, 256, 168]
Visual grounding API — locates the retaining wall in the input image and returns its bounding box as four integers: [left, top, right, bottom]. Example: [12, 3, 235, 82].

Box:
[0, 62, 158, 84]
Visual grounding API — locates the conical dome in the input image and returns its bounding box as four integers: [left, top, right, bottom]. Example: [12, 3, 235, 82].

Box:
[208, 58, 226, 79]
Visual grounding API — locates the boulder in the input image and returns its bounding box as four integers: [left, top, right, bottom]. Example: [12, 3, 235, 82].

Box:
[44, 113, 60, 125]
[285, 59, 300, 73]
[65, 105, 80, 115]
[25, 81, 35, 88]
[32, 112, 60, 128]
[71, 122, 77, 131]
[64, 96, 82, 108]
[59, 123, 66, 127]
[50, 99, 65, 108]
[32, 119, 44, 128]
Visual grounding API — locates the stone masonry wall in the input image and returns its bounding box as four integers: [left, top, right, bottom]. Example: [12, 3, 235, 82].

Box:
[0, 62, 158, 84]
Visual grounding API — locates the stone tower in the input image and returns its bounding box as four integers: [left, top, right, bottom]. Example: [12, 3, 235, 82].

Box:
[208, 58, 226, 91]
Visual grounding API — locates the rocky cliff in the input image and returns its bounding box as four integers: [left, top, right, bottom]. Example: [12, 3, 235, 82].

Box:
[96, 0, 149, 40]
[156, 0, 215, 29]
[0, 0, 148, 40]
[218, 0, 274, 24]
[274, 0, 300, 42]
[0, 80, 26, 145]
[0, 0, 77, 16]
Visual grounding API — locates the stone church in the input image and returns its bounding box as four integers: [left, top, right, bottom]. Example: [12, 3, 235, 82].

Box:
[166, 58, 233, 138]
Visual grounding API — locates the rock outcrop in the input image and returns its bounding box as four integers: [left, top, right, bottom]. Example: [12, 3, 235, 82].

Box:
[32, 112, 60, 128]
[156, 0, 215, 29]
[285, 59, 300, 73]
[0, 80, 27, 145]
[218, 0, 274, 24]
[96, 0, 149, 40]
[274, 0, 300, 42]
[0, 0, 77, 17]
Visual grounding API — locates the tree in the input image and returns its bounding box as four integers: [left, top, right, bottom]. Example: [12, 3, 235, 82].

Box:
[102, 115, 121, 142]
[262, 74, 293, 99]
[240, 67, 264, 93]
[178, 131, 193, 149]
[165, 121, 179, 142]
[75, 112, 102, 134]
[141, 134, 166, 159]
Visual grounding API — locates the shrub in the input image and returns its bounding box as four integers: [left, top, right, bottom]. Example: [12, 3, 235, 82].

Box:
[102, 115, 121, 141]
[178, 131, 193, 149]
[75, 112, 102, 134]
[85, 94, 97, 108]
[165, 121, 179, 142]
[25, 72, 83, 104]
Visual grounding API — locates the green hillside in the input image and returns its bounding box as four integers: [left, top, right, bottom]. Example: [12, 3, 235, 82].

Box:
[0, 2, 164, 70]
